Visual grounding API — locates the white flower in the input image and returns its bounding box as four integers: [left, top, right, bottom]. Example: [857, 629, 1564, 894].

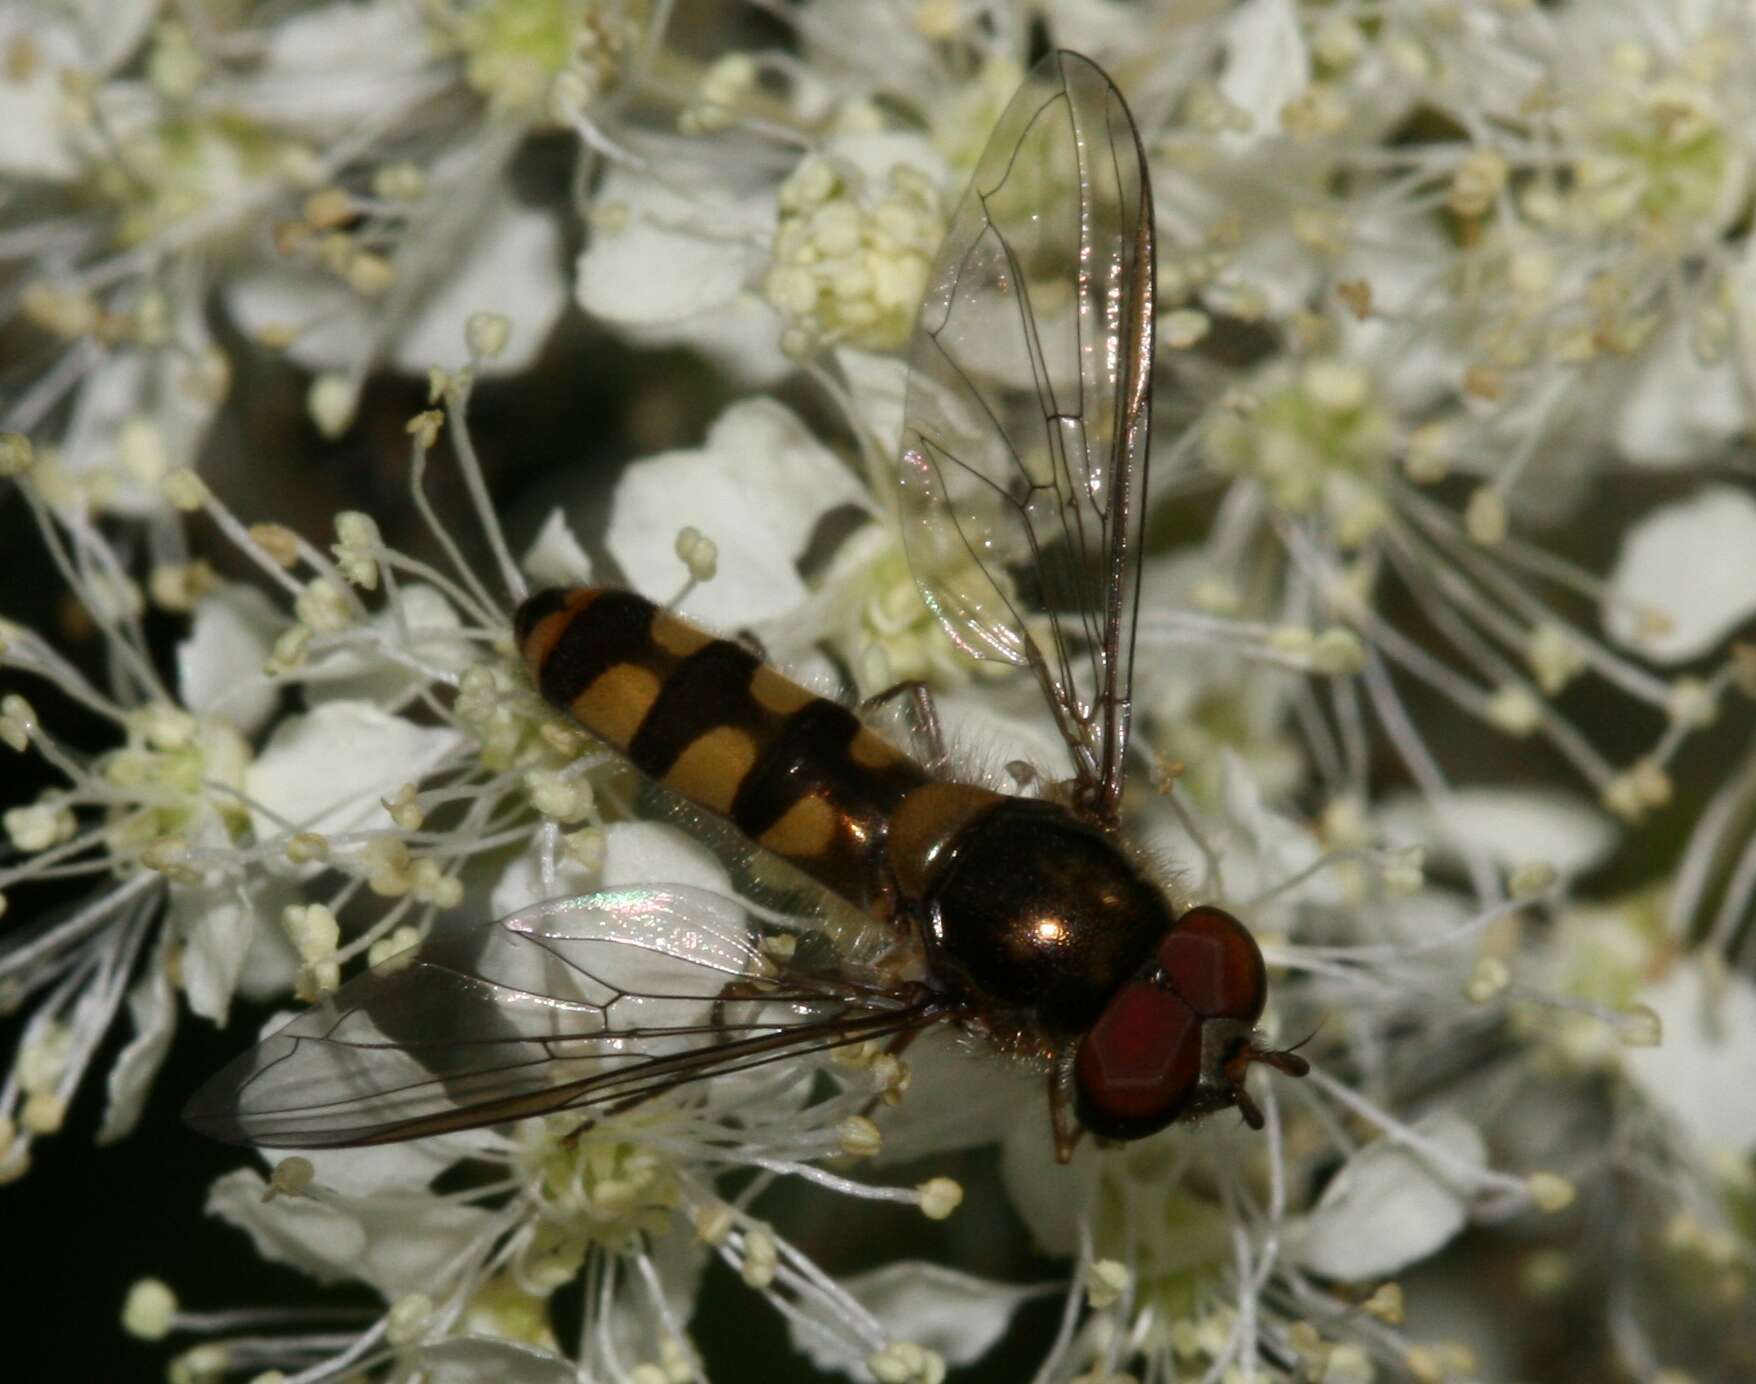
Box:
[1623, 958, 1756, 1157]
[1604, 485, 1756, 662]
[603, 397, 871, 631]
[576, 167, 786, 380]
[6, 5, 1756, 1380]
[229, 198, 567, 380]
[1290, 1114, 1487, 1279]
[0, 0, 157, 180]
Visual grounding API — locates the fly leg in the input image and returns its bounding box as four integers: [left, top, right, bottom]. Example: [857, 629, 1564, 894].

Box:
[1047, 1053, 1085, 1164]
[862, 680, 947, 769]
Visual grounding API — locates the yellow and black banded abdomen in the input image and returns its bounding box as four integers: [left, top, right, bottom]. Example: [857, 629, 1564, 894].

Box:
[514, 587, 932, 913]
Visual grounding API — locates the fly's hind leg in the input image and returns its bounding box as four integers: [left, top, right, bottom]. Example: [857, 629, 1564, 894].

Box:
[862, 680, 947, 769]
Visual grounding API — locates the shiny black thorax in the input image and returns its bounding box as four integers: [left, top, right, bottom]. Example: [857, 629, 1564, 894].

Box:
[917, 798, 1174, 1039]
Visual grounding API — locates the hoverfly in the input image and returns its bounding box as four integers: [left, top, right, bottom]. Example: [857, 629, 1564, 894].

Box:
[186, 50, 1307, 1161]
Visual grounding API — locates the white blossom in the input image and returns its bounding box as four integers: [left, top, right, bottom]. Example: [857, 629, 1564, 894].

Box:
[4, 3, 1756, 1381]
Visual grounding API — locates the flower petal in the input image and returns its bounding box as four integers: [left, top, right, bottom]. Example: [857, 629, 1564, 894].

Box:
[1612, 323, 1746, 467]
[599, 820, 733, 894]
[302, 585, 474, 712]
[178, 586, 282, 736]
[1379, 786, 1617, 879]
[58, 316, 219, 514]
[789, 1261, 1033, 1376]
[237, 0, 435, 135]
[1604, 486, 1756, 662]
[0, 2, 155, 178]
[408, 1339, 577, 1384]
[1291, 1114, 1486, 1280]
[1219, 0, 1310, 147]
[606, 398, 870, 627]
[390, 202, 564, 374]
[207, 1168, 364, 1283]
[228, 201, 563, 377]
[999, 1105, 1101, 1257]
[1623, 957, 1756, 1156]
[98, 932, 179, 1142]
[619, 292, 792, 384]
[835, 347, 911, 457]
[522, 509, 593, 588]
[267, 1122, 496, 1199]
[575, 168, 771, 326]
[175, 880, 255, 1025]
[870, 1029, 1031, 1162]
[207, 1167, 497, 1296]
[246, 701, 463, 845]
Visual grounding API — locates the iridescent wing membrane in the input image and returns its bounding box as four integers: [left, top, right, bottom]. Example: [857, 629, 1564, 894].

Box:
[185, 888, 938, 1148]
[900, 49, 1155, 823]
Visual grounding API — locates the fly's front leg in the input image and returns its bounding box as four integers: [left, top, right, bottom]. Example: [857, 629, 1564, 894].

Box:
[1048, 1053, 1084, 1164]
[862, 680, 947, 769]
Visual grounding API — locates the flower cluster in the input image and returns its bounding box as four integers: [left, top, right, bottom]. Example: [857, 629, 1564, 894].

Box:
[3, 3, 1755, 1383]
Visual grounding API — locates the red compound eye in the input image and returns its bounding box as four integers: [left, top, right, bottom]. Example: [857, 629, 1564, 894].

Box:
[1073, 907, 1272, 1140]
[1073, 974, 1201, 1140]
[1158, 905, 1267, 1023]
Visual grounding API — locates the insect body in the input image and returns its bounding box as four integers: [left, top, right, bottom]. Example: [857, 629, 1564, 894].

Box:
[187, 51, 1305, 1157]
[516, 586, 1299, 1146]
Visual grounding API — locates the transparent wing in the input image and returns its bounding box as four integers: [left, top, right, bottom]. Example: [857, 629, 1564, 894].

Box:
[184, 887, 942, 1149]
[900, 49, 1155, 823]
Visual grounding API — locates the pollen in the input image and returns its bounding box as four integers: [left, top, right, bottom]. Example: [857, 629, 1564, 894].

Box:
[267, 1157, 315, 1199]
[1365, 1282, 1405, 1324]
[762, 153, 944, 356]
[307, 373, 356, 438]
[693, 1202, 733, 1247]
[837, 1115, 883, 1158]
[1509, 861, 1559, 899]
[367, 925, 421, 967]
[282, 904, 339, 966]
[332, 512, 383, 590]
[121, 1280, 178, 1340]
[1485, 685, 1543, 737]
[741, 1225, 779, 1288]
[1527, 1171, 1577, 1214]
[868, 1342, 946, 1384]
[674, 526, 718, 582]
[466, 312, 511, 360]
[386, 1293, 435, 1347]
[294, 576, 355, 633]
[521, 1123, 684, 1254]
[1084, 1259, 1130, 1310]
[916, 1176, 963, 1220]
[0, 431, 36, 475]
[1465, 956, 1511, 1004]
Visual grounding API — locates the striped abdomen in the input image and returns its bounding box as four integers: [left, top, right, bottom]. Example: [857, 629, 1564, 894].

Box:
[515, 587, 935, 914]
